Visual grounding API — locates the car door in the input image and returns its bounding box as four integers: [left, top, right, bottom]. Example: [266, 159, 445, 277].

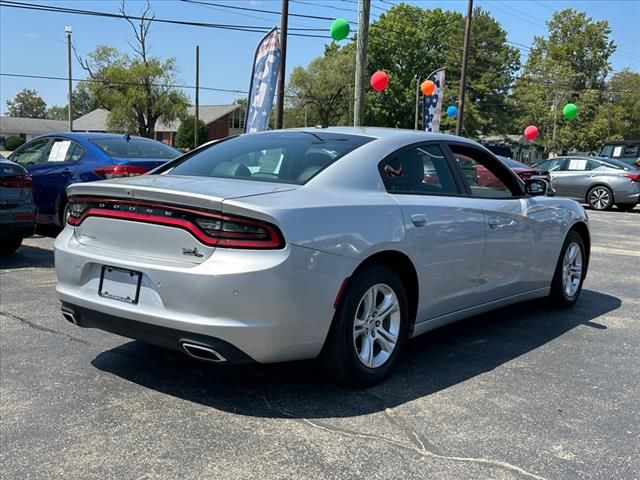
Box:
[380, 142, 486, 321]
[25, 138, 85, 224]
[446, 143, 552, 302]
[10, 137, 52, 213]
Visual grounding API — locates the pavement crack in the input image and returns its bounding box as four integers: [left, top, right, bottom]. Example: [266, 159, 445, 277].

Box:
[249, 390, 548, 480]
[0, 310, 100, 349]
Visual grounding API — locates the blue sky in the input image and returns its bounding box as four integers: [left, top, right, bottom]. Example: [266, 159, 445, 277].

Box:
[1, 0, 639, 115]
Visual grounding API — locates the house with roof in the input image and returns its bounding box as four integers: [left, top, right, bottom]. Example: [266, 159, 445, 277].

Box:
[480, 134, 547, 165]
[0, 116, 68, 145]
[73, 104, 246, 146]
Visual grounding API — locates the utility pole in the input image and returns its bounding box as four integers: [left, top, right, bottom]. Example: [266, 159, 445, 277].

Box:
[65, 26, 73, 132]
[353, 0, 371, 126]
[552, 90, 559, 154]
[455, 0, 473, 136]
[414, 74, 420, 130]
[275, 0, 289, 129]
[195, 45, 200, 147]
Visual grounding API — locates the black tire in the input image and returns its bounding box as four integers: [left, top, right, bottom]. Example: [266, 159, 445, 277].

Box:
[549, 231, 586, 308]
[320, 264, 409, 386]
[586, 185, 613, 211]
[616, 203, 637, 212]
[0, 237, 23, 254]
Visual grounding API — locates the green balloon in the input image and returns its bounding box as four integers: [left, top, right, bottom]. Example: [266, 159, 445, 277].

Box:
[330, 18, 350, 41]
[563, 103, 578, 120]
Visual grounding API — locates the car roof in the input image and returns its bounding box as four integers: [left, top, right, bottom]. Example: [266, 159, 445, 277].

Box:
[42, 132, 155, 141]
[260, 126, 482, 146]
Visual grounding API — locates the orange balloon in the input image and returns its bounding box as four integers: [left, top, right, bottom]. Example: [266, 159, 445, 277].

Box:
[421, 80, 436, 96]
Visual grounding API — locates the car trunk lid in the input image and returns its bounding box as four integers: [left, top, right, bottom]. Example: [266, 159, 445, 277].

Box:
[0, 162, 32, 208]
[67, 175, 295, 263]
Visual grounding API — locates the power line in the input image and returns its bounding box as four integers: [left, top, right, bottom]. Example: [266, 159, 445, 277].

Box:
[0, 72, 249, 95]
[181, 0, 351, 24]
[0, 0, 333, 38]
[4, 71, 638, 96]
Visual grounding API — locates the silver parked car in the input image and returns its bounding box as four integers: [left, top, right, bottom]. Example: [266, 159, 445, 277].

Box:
[533, 156, 640, 211]
[55, 128, 590, 385]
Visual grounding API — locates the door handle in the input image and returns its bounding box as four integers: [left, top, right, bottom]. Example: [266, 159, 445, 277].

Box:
[411, 214, 428, 227]
[487, 216, 516, 229]
[486, 216, 501, 229]
[62, 169, 72, 176]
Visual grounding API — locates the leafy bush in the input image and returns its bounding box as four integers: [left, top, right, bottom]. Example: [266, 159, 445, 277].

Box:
[5, 135, 25, 151]
[175, 116, 208, 149]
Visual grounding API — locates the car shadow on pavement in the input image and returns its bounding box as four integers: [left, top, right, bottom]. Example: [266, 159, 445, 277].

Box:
[92, 289, 620, 418]
[0, 245, 54, 270]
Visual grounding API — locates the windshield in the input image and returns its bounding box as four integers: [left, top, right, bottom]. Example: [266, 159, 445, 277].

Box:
[600, 143, 640, 159]
[91, 137, 181, 160]
[165, 131, 374, 184]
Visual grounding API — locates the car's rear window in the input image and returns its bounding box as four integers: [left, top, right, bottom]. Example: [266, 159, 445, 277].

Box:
[165, 131, 374, 184]
[91, 137, 181, 160]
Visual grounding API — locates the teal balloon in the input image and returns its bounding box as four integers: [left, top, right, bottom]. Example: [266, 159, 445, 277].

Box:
[330, 18, 350, 41]
[563, 103, 578, 120]
[447, 105, 458, 118]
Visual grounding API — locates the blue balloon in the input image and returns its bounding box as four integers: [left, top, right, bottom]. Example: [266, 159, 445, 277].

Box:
[447, 105, 458, 118]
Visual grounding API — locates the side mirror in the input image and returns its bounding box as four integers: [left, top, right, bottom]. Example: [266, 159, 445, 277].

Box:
[525, 178, 549, 196]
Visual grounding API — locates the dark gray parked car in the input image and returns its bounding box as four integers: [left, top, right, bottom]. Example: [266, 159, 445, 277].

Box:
[534, 156, 640, 211]
[0, 158, 36, 253]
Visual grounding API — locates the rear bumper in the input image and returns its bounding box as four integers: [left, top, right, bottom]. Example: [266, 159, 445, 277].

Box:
[60, 302, 253, 363]
[0, 207, 36, 238]
[54, 227, 357, 363]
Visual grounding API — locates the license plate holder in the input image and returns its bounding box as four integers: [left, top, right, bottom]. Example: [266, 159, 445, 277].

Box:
[98, 266, 142, 304]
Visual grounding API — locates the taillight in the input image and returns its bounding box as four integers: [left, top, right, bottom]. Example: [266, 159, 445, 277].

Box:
[195, 216, 283, 248]
[625, 173, 640, 182]
[0, 174, 32, 188]
[94, 165, 150, 179]
[65, 197, 285, 249]
[66, 200, 89, 225]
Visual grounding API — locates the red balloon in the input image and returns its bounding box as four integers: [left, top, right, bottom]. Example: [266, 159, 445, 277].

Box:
[370, 71, 389, 92]
[421, 80, 436, 96]
[524, 125, 539, 141]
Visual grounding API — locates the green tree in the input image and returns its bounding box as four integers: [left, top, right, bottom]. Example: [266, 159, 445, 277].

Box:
[606, 69, 640, 140]
[78, 1, 188, 137]
[287, 43, 354, 127]
[46, 83, 99, 121]
[6, 88, 47, 118]
[46, 105, 67, 120]
[175, 116, 207, 149]
[512, 9, 616, 153]
[365, 5, 519, 134]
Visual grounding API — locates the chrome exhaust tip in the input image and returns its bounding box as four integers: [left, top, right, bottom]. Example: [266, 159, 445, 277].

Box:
[181, 342, 226, 363]
[61, 308, 79, 325]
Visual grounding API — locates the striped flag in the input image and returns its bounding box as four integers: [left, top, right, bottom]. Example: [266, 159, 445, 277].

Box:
[422, 68, 446, 133]
[245, 27, 281, 133]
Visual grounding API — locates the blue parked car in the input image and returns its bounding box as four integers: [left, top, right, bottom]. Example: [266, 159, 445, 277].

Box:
[8, 132, 181, 227]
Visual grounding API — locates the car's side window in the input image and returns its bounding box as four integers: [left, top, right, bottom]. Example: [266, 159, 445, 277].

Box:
[448, 144, 520, 198]
[380, 144, 459, 195]
[537, 158, 566, 172]
[46, 139, 84, 163]
[11, 139, 50, 166]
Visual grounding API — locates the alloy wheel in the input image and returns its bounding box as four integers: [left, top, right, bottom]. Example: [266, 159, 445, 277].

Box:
[352, 283, 401, 369]
[589, 187, 610, 210]
[562, 242, 583, 298]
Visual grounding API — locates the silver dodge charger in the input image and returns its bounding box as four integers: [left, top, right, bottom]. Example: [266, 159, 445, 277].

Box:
[55, 128, 590, 385]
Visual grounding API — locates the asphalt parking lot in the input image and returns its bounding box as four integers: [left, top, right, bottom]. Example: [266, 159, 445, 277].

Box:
[1, 208, 638, 480]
